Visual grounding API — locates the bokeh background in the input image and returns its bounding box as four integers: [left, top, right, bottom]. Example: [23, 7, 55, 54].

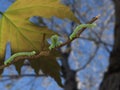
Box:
[0, 0, 114, 90]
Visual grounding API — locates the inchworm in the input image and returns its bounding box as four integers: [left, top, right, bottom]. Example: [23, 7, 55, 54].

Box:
[4, 51, 36, 65]
[69, 23, 96, 40]
[49, 35, 61, 50]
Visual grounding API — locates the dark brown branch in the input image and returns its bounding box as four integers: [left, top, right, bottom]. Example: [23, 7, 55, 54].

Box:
[0, 15, 99, 70]
[55, 15, 100, 49]
[0, 74, 47, 82]
[1, 74, 46, 78]
[0, 50, 50, 69]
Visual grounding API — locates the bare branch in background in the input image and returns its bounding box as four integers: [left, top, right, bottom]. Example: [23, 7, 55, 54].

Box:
[76, 45, 99, 72]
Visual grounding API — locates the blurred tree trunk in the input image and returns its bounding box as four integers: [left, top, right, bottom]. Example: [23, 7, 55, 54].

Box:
[99, 0, 120, 90]
[61, 45, 78, 90]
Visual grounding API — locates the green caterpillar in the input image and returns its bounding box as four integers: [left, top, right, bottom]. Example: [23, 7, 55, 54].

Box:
[69, 23, 96, 40]
[4, 51, 36, 65]
[49, 35, 61, 50]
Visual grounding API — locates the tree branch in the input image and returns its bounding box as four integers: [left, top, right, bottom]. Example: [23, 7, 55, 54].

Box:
[1, 74, 46, 78]
[0, 15, 100, 71]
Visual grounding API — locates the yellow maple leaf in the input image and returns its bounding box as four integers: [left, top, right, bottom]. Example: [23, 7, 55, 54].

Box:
[0, 0, 79, 86]
[0, 0, 78, 61]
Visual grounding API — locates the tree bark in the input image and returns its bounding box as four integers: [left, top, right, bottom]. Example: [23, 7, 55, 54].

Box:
[60, 45, 78, 90]
[99, 0, 120, 90]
